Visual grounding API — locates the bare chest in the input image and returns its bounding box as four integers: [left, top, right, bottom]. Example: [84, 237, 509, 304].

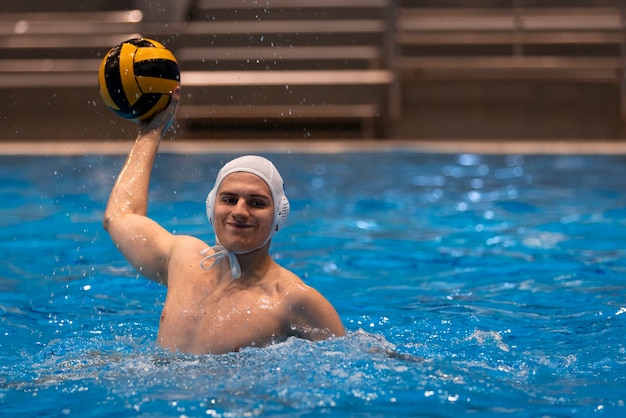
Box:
[158, 278, 289, 354]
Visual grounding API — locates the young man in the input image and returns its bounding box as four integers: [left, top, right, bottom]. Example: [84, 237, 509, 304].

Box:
[103, 87, 344, 354]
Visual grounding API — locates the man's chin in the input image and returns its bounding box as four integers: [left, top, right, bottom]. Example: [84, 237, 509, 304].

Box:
[216, 229, 272, 254]
[218, 238, 256, 254]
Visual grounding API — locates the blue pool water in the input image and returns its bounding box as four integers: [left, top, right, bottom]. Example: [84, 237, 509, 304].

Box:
[1, 150, 625, 417]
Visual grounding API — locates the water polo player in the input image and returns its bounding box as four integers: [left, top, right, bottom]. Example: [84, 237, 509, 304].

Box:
[103, 87, 345, 354]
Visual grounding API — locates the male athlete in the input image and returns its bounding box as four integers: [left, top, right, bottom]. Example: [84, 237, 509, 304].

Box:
[103, 87, 344, 354]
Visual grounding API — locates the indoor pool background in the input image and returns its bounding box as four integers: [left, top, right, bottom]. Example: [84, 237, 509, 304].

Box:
[1, 150, 625, 417]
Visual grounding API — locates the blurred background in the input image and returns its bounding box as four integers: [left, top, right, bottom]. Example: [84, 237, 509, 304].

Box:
[1, 0, 625, 141]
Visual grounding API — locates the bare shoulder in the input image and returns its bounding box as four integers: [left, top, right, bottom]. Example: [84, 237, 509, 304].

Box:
[272, 267, 307, 293]
[273, 268, 328, 307]
[171, 234, 210, 253]
[276, 268, 346, 340]
[166, 234, 210, 275]
[167, 234, 212, 268]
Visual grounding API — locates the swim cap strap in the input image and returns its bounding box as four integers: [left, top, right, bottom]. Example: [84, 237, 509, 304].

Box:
[199, 246, 242, 279]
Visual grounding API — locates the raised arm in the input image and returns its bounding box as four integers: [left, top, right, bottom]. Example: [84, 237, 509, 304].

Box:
[103, 87, 180, 284]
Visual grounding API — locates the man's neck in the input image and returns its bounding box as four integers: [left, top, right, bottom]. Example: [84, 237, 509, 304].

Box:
[235, 246, 274, 283]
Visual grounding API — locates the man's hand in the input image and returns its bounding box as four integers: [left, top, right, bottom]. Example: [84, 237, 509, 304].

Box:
[138, 86, 181, 137]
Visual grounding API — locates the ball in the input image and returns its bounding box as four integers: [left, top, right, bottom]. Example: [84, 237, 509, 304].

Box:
[98, 38, 180, 121]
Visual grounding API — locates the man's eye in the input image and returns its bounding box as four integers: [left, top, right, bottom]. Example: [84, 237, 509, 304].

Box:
[250, 200, 267, 208]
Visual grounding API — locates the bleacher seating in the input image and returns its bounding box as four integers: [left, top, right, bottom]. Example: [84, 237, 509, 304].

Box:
[0, 11, 142, 87]
[1, 0, 625, 140]
[144, 0, 395, 138]
[0, 1, 143, 140]
[393, 0, 626, 119]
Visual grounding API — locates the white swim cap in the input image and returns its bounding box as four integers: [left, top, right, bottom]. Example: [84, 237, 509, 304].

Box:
[206, 155, 290, 243]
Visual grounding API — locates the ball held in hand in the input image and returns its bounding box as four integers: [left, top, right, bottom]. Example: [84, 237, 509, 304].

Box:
[98, 38, 180, 121]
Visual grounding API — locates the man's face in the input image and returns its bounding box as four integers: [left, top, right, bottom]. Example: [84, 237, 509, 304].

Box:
[213, 172, 274, 252]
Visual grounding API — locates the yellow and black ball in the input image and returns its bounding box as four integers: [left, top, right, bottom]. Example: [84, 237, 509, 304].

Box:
[98, 38, 180, 121]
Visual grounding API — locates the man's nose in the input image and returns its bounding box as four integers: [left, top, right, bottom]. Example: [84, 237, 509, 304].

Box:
[231, 199, 249, 217]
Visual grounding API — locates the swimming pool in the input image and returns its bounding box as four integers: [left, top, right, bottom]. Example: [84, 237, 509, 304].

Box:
[1, 150, 625, 417]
